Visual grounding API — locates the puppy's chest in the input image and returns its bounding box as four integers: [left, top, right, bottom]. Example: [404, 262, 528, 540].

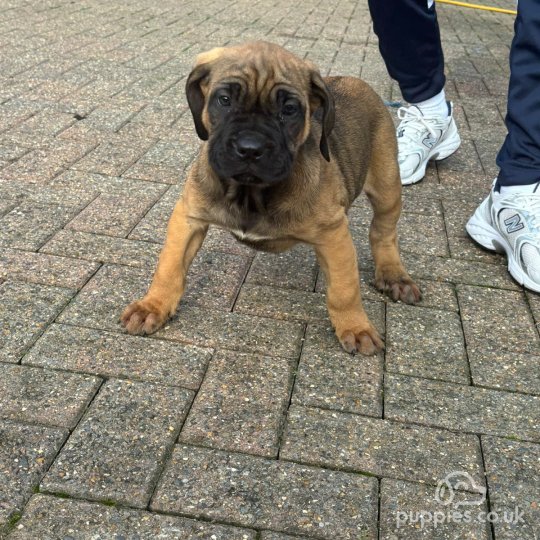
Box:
[207, 184, 286, 242]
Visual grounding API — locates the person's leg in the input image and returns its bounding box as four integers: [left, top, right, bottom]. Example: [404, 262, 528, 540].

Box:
[467, 0, 540, 292]
[496, 0, 540, 190]
[368, 0, 461, 185]
[368, 0, 445, 104]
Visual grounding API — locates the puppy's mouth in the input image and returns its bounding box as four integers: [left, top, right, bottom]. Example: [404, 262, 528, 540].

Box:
[231, 172, 266, 185]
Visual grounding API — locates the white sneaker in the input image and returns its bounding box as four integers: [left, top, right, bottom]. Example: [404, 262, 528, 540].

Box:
[466, 181, 540, 292]
[397, 102, 461, 185]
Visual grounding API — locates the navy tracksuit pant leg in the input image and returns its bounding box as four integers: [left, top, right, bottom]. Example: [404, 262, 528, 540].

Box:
[496, 1, 540, 187]
[367, 0, 446, 103]
[368, 0, 540, 187]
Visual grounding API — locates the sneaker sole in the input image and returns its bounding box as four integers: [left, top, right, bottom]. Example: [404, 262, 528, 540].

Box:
[401, 130, 462, 186]
[466, 210, 540, 293]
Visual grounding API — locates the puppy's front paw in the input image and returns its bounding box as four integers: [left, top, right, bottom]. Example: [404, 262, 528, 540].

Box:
[121, 299, 169, 335]
[375, 268, 422, 305]
[338, 323, 384, 356]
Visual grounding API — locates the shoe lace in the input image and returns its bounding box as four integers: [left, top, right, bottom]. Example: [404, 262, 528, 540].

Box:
[397, 106, 438, 145]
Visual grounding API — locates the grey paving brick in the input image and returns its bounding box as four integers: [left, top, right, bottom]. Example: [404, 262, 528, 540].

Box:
[458, 285, 540, 356]
[442, 199, 484, 238]
[398, 213, 450, 258]
[66, 193, 158, 237]
[80, 105, 141, 132]
[349, 206, 450, 258]
[0, 364, 100, 429]
[235, 284, 328, 322]
[58, 121, 118, 145]
[437, 139, 483, 180]
[70, 137, 154, 177]
[24, 323, 212, 390]
[0, 202, 77, 250]
[41, 379, 193, 508]
[0, 280, 74, 362]
[127, 184, 180, 244]
[182, 250, 251, 310]
[58, 254, 250, 330]
[22, 79, 87, 103]
[156, 305, 305, 358]
[129, 102, 187, 128]
[0, 79, 40, 103]
[151, 445, 378, 539]
[56, 264, 150, 331]
[407, 279, 459, 312]
[0, 421, 67, 531]
[526, 290, 540, 327]
[386, 304, 469, 384]
[49, 169, 167, 198]
[124, 139, 187, 184]
[0, 198, 17, 217]
[125, 135, 189, 167]
[260, 533, 310, 540]
[469, 350, 540, 395]
[40, 229, 161, 267]
[246, 244, 318, 291]
[203, 226, 255, 256]
[400, 194, 443, 216]
[292, 319, 383, 417]
[482, 436, 540, 540]
[123, 161, 182, 184]
[281, 405, 484, 488]
[402, 252, 520, 290]
[0, 247, 99, 289]
[0, 100, 40, 133]
[7, 109, 76, 140]
[379, 478, 490, 539]
[115, 75, 182, 102]
[0, 144, 30, 166]
[448, 234, 505, 265]
[180, 351, 293, 457]
[0, 139, 95, 184]
[385, 374, 540, 442]
[0, 179, 96, 209]
[118, 120, 181, 142]
[9, 494, 256, 540]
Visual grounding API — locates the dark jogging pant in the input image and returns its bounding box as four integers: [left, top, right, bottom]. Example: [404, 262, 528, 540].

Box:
[368, 0, 540, 187]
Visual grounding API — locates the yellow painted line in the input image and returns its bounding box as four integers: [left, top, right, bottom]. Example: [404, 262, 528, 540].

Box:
[437, 0, 517, 15]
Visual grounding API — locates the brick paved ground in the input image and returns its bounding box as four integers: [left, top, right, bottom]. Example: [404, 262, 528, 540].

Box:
[0, 0, 539, 538]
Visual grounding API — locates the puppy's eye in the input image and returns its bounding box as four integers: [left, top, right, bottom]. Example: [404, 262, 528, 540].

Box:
[282, 100, 300, 116]
[217, 95, 231, 107]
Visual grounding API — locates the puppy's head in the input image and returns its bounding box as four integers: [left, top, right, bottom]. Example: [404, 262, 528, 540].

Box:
[186, 41, 335, 186]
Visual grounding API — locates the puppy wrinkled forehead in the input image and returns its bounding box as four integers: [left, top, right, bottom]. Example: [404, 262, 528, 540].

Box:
[199, 42, 313, 102]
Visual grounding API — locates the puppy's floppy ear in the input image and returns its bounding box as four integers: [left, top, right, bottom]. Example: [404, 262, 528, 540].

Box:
[185, 47, 226, 141]
[310, 72, 335, 162]
[186, 63, 211, 141]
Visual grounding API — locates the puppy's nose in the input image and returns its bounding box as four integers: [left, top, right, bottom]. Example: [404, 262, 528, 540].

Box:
[233, 132, 268, 161]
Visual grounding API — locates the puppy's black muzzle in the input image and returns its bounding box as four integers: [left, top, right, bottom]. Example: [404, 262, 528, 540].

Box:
[209, 115, 293, 186]
[231, 130, 275, 162]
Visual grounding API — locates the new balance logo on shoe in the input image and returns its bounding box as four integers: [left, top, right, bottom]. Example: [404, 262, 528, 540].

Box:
[504, 214, 525, 233]
[422, 133, 438, 149]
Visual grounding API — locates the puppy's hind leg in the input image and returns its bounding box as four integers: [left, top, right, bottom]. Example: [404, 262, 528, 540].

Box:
[364, 122, 421, 304]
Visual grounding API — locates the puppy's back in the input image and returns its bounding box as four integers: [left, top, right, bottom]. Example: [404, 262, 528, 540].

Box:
[321, 76, 398, 205]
